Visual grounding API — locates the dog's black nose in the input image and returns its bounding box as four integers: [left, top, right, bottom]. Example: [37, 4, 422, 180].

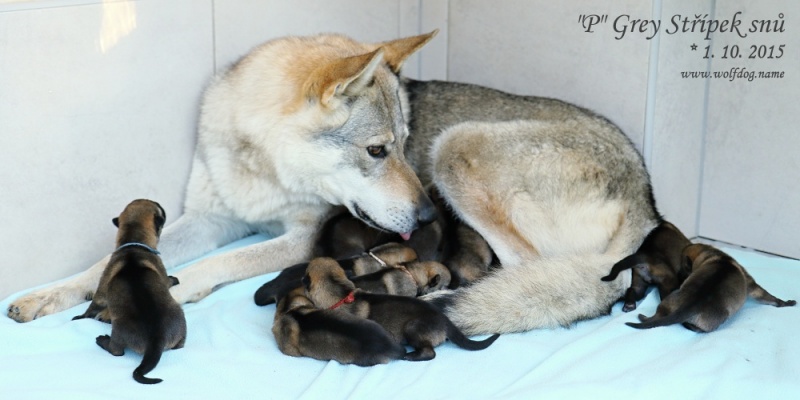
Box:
[416, 193, 438, 227]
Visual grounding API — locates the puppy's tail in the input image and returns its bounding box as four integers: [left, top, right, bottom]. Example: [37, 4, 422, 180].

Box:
[423, 254, 628, 335]
[601, 254, 643, 282]
[445, 318, 499, 350]
[625, 307, 694, 330]
[133, 338, 164, 384]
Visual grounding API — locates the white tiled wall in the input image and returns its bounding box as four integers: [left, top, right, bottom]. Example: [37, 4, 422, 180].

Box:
[1, 0, 797, 299]
[447, 0, 652, 150]
[0, 0, 214, 298]
[699, 0, 799, 257]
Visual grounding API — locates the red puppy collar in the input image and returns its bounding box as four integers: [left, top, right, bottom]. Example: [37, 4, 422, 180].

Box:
[329, 291, 356, 310]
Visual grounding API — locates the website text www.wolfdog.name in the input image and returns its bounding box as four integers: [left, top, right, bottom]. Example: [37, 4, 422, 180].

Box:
[681, 67, 785, 82]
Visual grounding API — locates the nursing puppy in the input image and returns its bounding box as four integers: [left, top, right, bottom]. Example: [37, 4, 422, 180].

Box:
[343, 242, 420, 276]
[12, 32, 657, 338]
[254, 242, 418, 306]
[351, 260, 451, 296]
[303, 258, 499, 361]
[272, 287, 405, 366]
[313, 186, 494, 289]
[627, 244, 796, 332]
[73, 199, 186, 384]
[601, 221, 690, 311]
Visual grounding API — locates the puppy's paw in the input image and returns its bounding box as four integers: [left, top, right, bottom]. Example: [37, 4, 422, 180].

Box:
[96, 309, 111, 323]
[7, 286, 89, 322]
[621, 301, 637, 312]
[779, 299, 796, 307]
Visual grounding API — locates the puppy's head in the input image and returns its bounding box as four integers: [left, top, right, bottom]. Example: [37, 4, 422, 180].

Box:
[113, 199, 167, 242]
[276, 286, 314, 316]
[303, 257, 356, 309]
[369, 242, 418, 265]
[680, 243, 724, 278]
[406, 261, 451, 295]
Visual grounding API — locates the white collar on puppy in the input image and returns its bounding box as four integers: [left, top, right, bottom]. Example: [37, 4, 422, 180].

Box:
[115, 242, 160, 255]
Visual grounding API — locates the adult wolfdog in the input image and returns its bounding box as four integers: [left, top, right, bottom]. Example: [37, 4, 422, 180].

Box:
[8, 31, 658, 334]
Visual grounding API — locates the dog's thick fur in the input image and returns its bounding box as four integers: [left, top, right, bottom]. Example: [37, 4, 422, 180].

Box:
[303, 258, 499, 361]
[272, 287, 405, 366]
[601, 221, 690, 311]
[73, 199, 186, 384]
[9, 31, 657, 336]
[627, 244, 796, 332]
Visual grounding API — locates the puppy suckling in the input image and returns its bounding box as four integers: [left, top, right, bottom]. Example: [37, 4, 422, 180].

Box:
[254, 242, 419, 306]
[272, 287, 406, 366]
[602, 221, 690, 311]
[73, 199, 186, 384]
[303, 258, 499, 361]
[350, 260, 451, 296]
[314, 186, 496, 288]
[627, 243, 796, 332]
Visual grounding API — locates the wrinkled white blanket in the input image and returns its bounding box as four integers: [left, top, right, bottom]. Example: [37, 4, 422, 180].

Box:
[2, 234, 798, 399]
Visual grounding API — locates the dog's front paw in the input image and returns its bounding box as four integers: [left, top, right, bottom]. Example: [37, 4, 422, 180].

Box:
[7, 287, 89, 322]
[169, 282, 211, 304]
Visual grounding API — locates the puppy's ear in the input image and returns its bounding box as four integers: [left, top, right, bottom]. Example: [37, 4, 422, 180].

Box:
[428, 274, 441, 288]
[680, 255, 693, 280]
[155, 202, 166, 223]
[154, 213, 166, 233]
[112, 217, 119, 228]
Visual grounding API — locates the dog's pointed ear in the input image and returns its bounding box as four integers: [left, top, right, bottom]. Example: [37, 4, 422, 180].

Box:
[112, 217, 119, 228]
[306, 48, 384, 106]
[379, 30, 438, 74]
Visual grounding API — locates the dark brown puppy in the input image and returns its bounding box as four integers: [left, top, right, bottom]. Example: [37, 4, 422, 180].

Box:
[272, 287, 406, 366]
[602, 221, 690, 311]
[303, 258, 499, 361]
[313, 186, 495, 287]
[350, 260, 451, 296]
[627, 243, 796, 332]
[254, 242, 418, 306]
[73, 199, 186, 384]
[343, 242, 420, 276]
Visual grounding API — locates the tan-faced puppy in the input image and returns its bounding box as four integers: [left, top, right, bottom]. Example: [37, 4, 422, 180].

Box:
[254, 242, 418, 306]
[350, 266, 418, 297]
[303, 258, 499, 361]
[272, 287, 405, 366]
[405, 261, 451, 295]
[342, 242, 420, 276]
[602, 221, 691, 311]
[73, 199, 186, 384]
[627, 243, 796, 332]
[350, 261, 450, 296]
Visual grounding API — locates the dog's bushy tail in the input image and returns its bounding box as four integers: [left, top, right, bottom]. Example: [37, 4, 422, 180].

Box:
[424, 254, 627, 335]
[133, 337, 164, 384]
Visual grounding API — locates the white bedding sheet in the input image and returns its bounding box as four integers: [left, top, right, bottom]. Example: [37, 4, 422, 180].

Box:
[2, 234, 799, 399]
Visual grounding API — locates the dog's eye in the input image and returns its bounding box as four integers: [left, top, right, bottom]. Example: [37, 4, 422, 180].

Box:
[301, 275, 311, 290]
[367, 145, 387, 158]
